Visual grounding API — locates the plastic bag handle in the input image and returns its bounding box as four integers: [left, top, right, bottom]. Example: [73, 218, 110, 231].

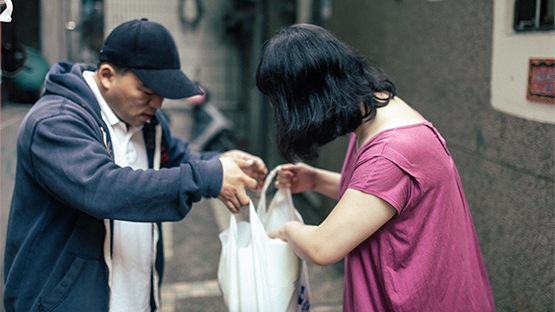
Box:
[258, 165, 282, 216]
[261, 165, 281, 195]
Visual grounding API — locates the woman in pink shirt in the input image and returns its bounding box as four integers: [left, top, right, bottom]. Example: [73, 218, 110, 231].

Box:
[256, 24, 495, 311]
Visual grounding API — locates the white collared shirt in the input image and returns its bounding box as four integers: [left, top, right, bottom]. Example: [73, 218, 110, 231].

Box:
[84, 70, 156, 312]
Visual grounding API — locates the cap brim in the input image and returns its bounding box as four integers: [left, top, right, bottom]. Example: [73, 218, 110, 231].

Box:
[132, 68, 202, 99]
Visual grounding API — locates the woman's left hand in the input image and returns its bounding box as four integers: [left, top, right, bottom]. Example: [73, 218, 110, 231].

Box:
[268, 224, 287, 241]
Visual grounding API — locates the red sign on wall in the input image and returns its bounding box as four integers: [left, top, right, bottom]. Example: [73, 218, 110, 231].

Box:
[527, 58, 554, 104]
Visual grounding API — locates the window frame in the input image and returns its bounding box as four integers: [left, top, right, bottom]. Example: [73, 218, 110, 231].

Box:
[513, 0, 555, 32]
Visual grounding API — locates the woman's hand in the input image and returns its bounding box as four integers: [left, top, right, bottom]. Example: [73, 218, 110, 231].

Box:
[268, 224, 288, 241]
[276, 163, 341, 200]
[275, 163, 317, 194]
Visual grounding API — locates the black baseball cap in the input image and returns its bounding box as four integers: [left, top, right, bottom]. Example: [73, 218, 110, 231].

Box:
[99, 18, 202, 99]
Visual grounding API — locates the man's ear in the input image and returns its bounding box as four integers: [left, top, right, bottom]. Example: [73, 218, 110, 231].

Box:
[96, 63, 116, 90]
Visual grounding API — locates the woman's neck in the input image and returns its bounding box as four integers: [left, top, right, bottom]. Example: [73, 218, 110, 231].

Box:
[354, 96, 426, 150]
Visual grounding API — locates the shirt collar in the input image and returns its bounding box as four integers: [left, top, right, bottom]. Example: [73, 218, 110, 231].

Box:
[83, 70, 123, 128]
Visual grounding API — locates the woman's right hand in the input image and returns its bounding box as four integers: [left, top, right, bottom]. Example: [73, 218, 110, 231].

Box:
[276, 162, 342, 200]
[275, 162, 316, 194]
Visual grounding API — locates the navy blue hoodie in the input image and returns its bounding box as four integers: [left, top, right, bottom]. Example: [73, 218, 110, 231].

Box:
[3, 62, 223, 311]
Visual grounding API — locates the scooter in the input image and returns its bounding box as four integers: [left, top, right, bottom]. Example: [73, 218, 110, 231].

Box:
[186, 86, 238, 153]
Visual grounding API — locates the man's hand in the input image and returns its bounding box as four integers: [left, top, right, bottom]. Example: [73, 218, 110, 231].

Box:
[218, 157, 260, 213]
[220, 150, 268, 190]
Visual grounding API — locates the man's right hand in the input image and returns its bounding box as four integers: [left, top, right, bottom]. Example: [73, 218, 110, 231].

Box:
[218, 157, 259, 213]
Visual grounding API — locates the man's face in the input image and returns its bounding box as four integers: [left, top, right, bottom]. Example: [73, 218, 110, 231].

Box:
[98, 64, 164, 127]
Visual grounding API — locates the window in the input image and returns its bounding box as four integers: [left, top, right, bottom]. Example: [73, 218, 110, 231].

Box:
[513, 0, 555, 32]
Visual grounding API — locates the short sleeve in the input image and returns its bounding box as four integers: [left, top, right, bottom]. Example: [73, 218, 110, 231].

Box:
[347, 156, 412, 214]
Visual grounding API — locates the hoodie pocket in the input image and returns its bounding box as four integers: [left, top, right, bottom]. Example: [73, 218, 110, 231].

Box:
[38, 257, 108, 312]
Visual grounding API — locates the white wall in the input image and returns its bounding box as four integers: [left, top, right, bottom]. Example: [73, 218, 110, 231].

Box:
[39, 0, 244, 140]
[40, 0, 81, 65]
[491, 0, 555, 124]
[105, 0, 241, 112]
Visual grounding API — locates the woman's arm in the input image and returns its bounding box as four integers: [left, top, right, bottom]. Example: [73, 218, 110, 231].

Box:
[269, 188, 397, 265]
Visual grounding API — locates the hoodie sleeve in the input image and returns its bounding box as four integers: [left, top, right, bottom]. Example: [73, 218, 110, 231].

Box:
[22, 103, 221, 222]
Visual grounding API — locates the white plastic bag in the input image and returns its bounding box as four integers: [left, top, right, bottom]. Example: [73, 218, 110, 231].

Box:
[218, 166, 311, 312]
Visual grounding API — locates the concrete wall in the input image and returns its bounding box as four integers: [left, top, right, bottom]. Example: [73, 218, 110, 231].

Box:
[316, 0, 554, 310]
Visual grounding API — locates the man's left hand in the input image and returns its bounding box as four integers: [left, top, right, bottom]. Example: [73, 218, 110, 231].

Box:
[219, 150, 268, 190]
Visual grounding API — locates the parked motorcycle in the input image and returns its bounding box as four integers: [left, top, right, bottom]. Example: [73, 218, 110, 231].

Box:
[186, 86, 238, 153]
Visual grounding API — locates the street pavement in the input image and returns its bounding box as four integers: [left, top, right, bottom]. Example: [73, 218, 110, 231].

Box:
[0, 102, 344, 311]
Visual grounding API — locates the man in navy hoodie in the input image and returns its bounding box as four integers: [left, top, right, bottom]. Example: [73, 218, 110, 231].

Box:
[3, 18, 267, 311]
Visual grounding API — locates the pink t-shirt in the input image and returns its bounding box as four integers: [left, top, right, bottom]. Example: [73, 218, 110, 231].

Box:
[339, 122, 494, 312]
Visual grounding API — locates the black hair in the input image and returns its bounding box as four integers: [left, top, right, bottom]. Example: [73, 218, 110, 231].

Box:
[256, 24, 396, 162]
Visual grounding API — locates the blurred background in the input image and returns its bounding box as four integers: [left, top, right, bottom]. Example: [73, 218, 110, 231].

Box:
[0, 0, 554, 311]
